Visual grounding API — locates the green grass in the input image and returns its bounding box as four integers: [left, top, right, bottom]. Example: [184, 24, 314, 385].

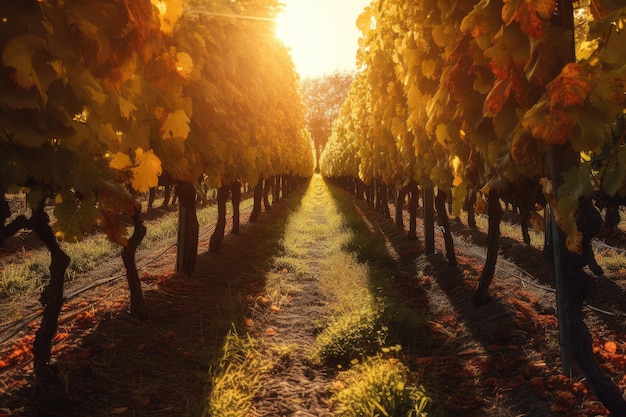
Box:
[331, 355, 430, 417]
[204, 327, 273, 417]
[0, 202, 221, 301]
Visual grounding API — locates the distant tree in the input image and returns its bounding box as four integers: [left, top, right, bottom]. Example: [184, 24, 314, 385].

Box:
[301, 72, 353, 170]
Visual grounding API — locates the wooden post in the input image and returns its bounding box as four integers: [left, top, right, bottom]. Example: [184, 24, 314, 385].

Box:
[176, 182, 198, 275]
[423, 180, 435, 255]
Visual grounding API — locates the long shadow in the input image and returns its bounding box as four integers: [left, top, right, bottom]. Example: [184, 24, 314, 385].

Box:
[452, 216, 626, 333]
[449, 218, 557, 290]
[3, 182, 309, 417]
[325, 183, 563, 417]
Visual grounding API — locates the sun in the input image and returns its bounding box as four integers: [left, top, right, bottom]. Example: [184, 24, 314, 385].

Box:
[274, 5, 299, 48]
[274, 2, 320, 76]
[273, 0, 369, 78]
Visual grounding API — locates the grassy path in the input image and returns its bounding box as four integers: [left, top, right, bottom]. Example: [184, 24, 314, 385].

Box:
[208, 174, 429, 416]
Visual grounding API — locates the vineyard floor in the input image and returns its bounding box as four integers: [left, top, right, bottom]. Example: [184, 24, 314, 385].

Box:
[1, 175, 626, 416]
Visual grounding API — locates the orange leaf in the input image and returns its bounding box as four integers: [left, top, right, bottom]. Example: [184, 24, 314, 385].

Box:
[269, 305, 281, 313]
[547, 63, 595, 110]
[522, 101, 575, 145]
[484, 78, 511, 116]
[604, 341, 618, 355]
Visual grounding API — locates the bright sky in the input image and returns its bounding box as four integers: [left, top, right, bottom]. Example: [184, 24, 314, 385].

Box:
[275, 0, 371, 79]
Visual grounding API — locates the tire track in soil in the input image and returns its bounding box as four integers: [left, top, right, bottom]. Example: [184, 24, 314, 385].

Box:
[248, 179, 335, 417]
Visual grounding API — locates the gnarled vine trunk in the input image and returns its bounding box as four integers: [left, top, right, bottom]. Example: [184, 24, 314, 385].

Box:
[122, 202, 148, 320]
[473, 190, 502, 307]
[209, 184, 230, 253]
[263, 176, 273, 211]
[32, 204, 70, 379]
[434, 188, 456, 266]
[395, 185, 408, 230]
[422, 182, 435, 255]
[231, 180, 241, 235]
[407, 181, 419, 241]
[250, 179, 263, 223]
[465, 187, 477, 229]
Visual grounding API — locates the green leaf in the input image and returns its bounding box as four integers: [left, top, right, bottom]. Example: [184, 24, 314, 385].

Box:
[558, 164, 593, 200]
[53, 195, 99, 242]
[68, 67, 107, 106]
[1, 34, 46, 89]
[602, 146, 626, 197]
[572, 108, 610, 153]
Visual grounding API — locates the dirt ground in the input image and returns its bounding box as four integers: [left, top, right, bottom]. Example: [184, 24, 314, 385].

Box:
[1, 181, 626, 416]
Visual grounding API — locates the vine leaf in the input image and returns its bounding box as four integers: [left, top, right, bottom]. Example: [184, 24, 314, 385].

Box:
[153, 0, 185, 35]
[484, 78, 511, 116]
[557, 195, 582, 254]
[97, 184, 135, 246]
[119, 97, 137, 120]
[2, 34, 46, 90]
[532, 0, 557, 20]
[522, 100, 575, 145]
[160, 109, 190, 141]
[547, 63, 594, 109]
[53, 195, 99, 243]
[540, 177, 582, 254]
[602, 146, 626, 197]
[558, 164, 593, 200]
[109, 152, 133, 170]
[484, 26, 528, 79]
[502, 0, 548, 39]
[175, 51, 194, 79]
[131, 148, 162, 192]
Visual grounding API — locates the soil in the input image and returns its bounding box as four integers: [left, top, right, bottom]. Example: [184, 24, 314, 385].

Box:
[1, 180, 626, 417]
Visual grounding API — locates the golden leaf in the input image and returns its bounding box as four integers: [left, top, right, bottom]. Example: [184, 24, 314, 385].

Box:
[161, 109, 190, 141]
[152, 0, 184, 35]
[109, 151, 133, 170]
[130, 148, 162, 192]
[175, 52, 193, 79]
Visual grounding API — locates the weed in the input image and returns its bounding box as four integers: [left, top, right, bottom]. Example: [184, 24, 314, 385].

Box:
[204, 327, 273, 417]
[311, 304, 387, 365]
[331, 355, 430, 417]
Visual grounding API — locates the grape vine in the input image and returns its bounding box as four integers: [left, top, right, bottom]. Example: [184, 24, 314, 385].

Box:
[1, 0, 313, 378]
[320, 0, 625, 413]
